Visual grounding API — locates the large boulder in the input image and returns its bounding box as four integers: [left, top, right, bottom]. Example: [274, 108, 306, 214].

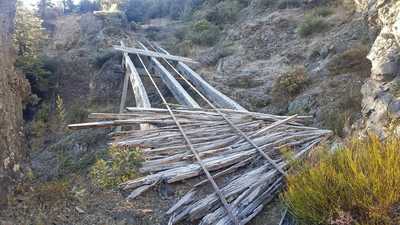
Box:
[357, 0, 400, 136]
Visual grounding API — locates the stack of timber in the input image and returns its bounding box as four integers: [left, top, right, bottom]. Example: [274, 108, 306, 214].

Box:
[68, 107, 331, 225]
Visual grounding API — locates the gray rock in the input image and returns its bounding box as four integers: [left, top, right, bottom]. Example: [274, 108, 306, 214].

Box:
[288, 94, 316, 115]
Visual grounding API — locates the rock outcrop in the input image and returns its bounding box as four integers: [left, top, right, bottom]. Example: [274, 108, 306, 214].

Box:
[0, 0, 30, 206]
[356, 0, 400, 136]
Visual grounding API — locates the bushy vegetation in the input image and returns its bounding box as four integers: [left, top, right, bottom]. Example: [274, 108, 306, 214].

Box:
[204, 0, 248, 26]
[298, 14, 329, 37]
[77, 0, 101, 13]
[187, 19, 221, 46]
[90, 145, 142, 189]
[284, 134, 400, 225]
[34, 179, 73, 203]
[272, 66, 310, 99]
[124, 0, 203, 22]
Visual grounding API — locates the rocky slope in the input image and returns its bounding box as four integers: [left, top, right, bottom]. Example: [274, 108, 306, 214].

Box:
[3, 0, 400, 224]
[355, 0, 400, 137]
[0, 0, 30, 207]
[151, 0, 371, 138]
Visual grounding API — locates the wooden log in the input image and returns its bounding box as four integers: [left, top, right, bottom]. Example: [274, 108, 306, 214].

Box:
[157, 45, 247, 111]
[138, 42, 201, 109]
[121, 41, 152, 130]
[113, 45, 198, 64]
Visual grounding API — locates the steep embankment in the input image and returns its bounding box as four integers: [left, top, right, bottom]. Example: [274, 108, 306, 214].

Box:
[0, 0, 30, 206]
[148, 0, 372, 138]
[355, 0, 400, 137]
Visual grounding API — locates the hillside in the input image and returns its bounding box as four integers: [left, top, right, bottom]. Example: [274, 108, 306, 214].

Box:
[1, 0, 400, 225]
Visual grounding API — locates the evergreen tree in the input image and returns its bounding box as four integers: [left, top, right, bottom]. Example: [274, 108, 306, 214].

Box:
[14, 1, 46, 59]
[63, 0, 76, 14]
[14, 1, 54, 99]
[78, 0, 101, 13]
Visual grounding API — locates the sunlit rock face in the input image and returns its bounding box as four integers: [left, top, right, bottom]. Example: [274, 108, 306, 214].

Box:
[357, 0, 400, 136]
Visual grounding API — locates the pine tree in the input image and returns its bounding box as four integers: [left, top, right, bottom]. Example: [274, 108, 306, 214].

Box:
[13, 1, 47, 59]
[63, 0, 76, 14]
[56, 95, 66, 128]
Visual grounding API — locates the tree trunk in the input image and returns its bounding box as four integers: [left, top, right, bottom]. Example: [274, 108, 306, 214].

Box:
[0, 0, 29, 207]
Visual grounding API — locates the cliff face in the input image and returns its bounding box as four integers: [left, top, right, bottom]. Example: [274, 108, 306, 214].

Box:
[0, 0, 30, 206]
[354, 0, 400, 136]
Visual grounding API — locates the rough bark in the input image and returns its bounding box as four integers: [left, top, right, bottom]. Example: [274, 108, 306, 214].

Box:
[0, 0, 29, 207]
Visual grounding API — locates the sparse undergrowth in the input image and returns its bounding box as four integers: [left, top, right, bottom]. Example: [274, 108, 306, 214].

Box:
[284, 134, 400, 225]
[328, 46, 371, 76]
[90, 145, 143, 189]
[272, 66, 310, 101]
[298, 13, 330, 37]
[187, 19, 221, 46]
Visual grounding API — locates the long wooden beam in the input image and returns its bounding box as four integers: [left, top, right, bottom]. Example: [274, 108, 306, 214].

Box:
[138, 42, 201, 109]
[113, 45, 198, 64]
[119, 42, 130, 114]
[121, 41, 152, 130]
[156, 46, 247, 111]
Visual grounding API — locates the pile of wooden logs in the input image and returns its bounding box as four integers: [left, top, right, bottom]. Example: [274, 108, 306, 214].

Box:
[68, 107, 331, 225]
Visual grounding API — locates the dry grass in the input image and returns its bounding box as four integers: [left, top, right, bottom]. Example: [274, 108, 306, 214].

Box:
[283, 134, 400, 225]
[327, 46, 370, 76]
[298, 14, 329, 37]
[272, 66, 310, 101]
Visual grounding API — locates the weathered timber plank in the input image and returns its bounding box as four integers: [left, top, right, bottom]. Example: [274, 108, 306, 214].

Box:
[156, 46, 247, 111]
[122, 41, 151, 109]
[121, 41, 152, 130]
[119, 41, 129, 113]
[138, 42, 200, 109]
[113, 45, 198, 64]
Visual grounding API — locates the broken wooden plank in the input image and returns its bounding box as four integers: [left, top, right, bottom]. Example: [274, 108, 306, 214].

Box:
[138, 42, 201, 109]
[119, 42, 130, 113]
[121, 41, 152, 130]
[113, 45, 198, 64]
[156, 45, 247, 111]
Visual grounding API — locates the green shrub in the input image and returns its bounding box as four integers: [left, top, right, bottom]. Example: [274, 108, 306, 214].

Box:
[272, 66, 310, 99]
[205, 0, 245, 26]
[298, 14, 329, 37]
[283, 134, 400, 225]
[30, 103, 51, 137]
[34, 179, 73, 204]
[90, 145, 142, 189]
[187, 19, 220, 46]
